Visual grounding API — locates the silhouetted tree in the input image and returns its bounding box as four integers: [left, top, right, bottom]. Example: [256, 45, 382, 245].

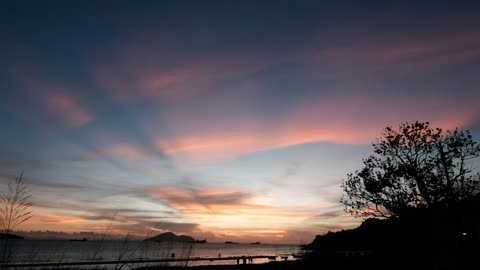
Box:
[341, 121, 480, 218]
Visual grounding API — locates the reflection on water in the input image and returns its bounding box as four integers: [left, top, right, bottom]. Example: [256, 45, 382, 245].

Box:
[1, 239, 301, 266]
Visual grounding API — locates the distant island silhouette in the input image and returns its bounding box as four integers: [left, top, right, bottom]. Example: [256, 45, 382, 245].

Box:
[145, 232, 197, 243]
[0, 233, 24, 239]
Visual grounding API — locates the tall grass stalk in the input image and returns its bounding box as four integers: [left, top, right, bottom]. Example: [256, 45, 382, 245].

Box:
[0, 173, 32, 265]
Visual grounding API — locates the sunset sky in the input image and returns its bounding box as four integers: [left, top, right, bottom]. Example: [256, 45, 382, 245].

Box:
[1, 1, 480, 243]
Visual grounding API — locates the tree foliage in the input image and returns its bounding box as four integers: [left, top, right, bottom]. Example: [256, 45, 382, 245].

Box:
[341, 121, 480, 218]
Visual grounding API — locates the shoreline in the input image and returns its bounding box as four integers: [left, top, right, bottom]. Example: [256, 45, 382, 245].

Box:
[136, 260, 304, 270]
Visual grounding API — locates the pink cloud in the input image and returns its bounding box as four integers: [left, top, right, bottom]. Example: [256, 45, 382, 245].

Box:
[44, 92, 92, 128]
[94, 55, 262, 102]
[285, 93, 479, 139]
[154, 129, 361, 163]
[102, 143, 156, 161]
[92, 30, 282, 102]
[145, 187, 255, 212]
[81, 137, 165, 175]
[11, 68, 92, 130]
[155, 134, 261, 162]
[93, 64, 207, 100]
[21, 206, 107, 233]
[307, 25, 480, 80]
[145, 187, 326, 214]
[149, 90, 479, 163]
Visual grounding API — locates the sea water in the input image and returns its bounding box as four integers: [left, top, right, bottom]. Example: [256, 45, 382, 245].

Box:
[1, 239, 301, 266]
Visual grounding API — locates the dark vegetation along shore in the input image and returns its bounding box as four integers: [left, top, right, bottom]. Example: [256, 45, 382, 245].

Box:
[304, 196, 480, 270]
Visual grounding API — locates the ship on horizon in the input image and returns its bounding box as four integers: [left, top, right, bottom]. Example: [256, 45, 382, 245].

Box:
[69, 237, 88, 242]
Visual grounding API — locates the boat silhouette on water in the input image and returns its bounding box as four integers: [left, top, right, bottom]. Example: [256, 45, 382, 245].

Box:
[69, 238, 88, 242]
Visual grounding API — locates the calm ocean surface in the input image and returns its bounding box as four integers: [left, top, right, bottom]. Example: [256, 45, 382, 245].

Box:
[2, 240, 301, 266]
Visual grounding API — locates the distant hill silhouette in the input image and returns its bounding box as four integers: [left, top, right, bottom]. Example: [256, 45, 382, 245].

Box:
[0, 233, 24, 239]
[145, 232, 196, 243]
